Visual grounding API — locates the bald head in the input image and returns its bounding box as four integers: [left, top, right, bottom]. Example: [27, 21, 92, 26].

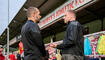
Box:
[27, 7, 39, 18]
[67, 10, 76, 18]
[26, 7, 41, 23]
[63, 10, 76, 23]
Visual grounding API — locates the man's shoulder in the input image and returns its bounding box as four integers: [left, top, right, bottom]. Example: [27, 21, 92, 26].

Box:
[23, 21, 35, 28]
[69, 21, 83, 29]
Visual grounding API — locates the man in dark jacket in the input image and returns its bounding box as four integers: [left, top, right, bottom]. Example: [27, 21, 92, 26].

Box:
[21, 7, 46, 60]
[51, 10, 84, 60]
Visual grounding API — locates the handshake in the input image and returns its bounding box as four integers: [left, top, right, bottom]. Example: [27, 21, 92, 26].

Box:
[50, 43, 57, 48]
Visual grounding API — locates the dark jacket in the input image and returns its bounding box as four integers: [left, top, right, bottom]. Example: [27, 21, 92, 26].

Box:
[21, 20, 46, 60]
[57, 20, 84, 56]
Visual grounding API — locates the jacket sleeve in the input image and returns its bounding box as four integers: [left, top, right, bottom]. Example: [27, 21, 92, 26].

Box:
[29, 25, 46, 57]
[57, 24, 79, 49]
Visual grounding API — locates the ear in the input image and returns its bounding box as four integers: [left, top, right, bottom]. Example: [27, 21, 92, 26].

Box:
[32, 13, 35, 17]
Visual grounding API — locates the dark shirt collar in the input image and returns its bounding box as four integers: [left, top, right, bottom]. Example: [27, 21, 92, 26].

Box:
[27, 20, 34, 23]
[68, 20, 76, 24]
[70, 20, 76, 22]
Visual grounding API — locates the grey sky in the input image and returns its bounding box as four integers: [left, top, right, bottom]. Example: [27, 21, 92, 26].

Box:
[0, 0, 26, 35]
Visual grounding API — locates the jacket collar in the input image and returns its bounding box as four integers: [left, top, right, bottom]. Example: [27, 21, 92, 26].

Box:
[27, 20, 34, 23]
[70, 20, 76, 22]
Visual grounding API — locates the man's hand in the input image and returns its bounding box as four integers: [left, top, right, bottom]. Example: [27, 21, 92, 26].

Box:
[50, 43, 57, 48]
